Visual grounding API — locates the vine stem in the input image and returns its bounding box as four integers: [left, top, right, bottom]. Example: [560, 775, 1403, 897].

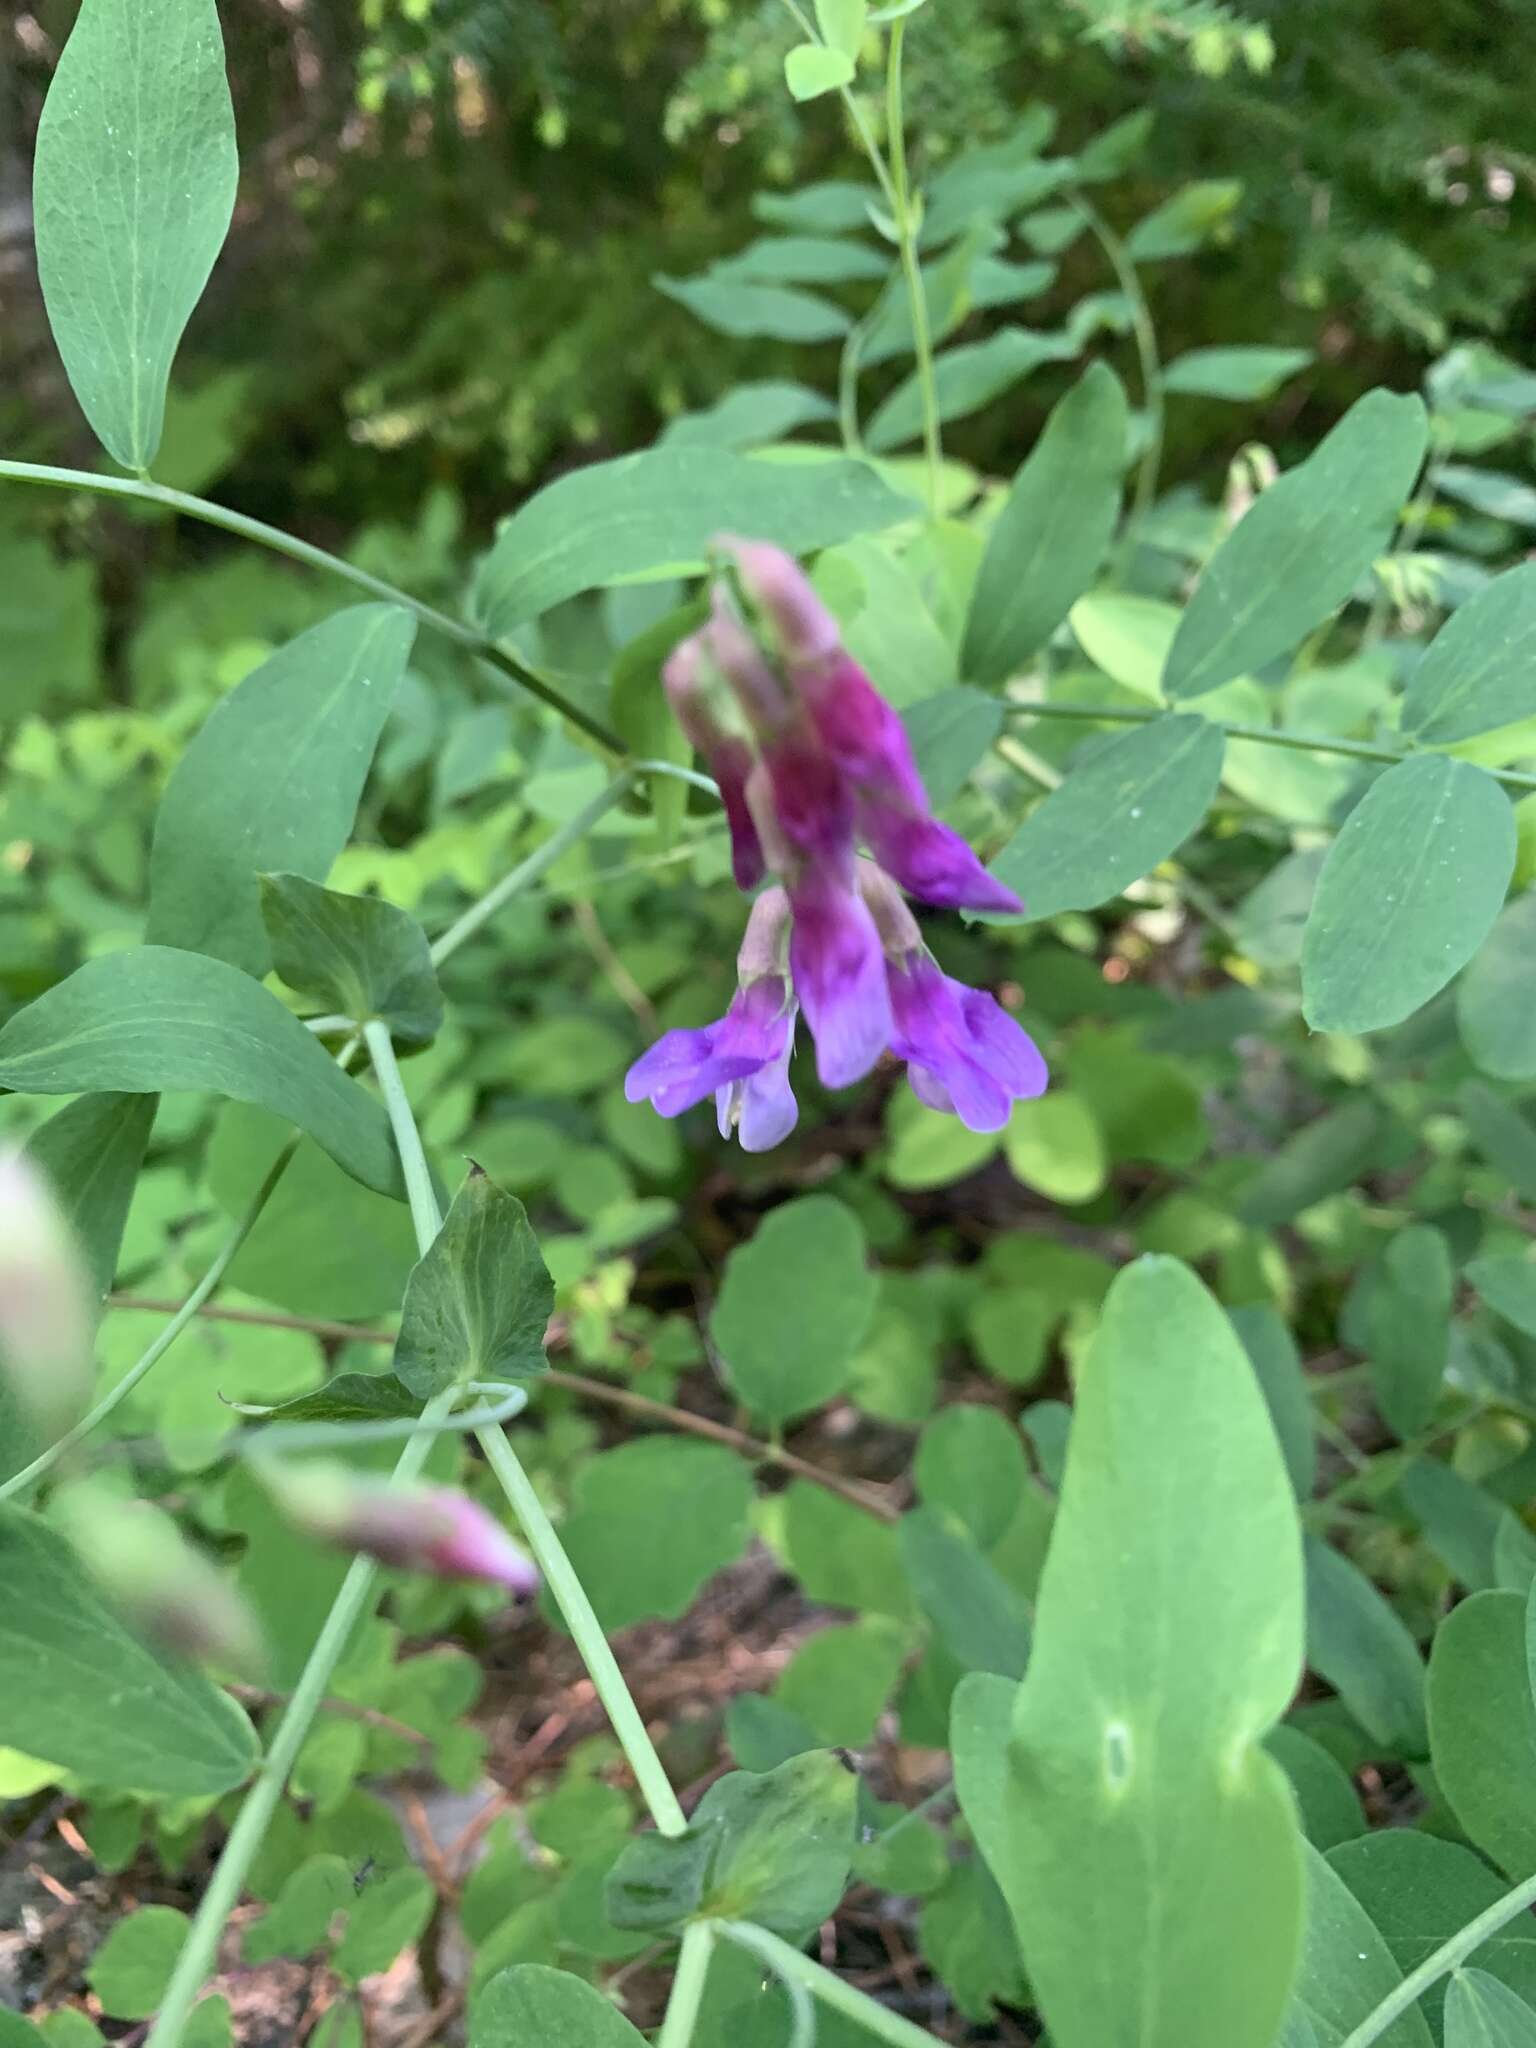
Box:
[0, 458, 622, 755]
[884, 20, 943, 517]
[1338, 1868, 1536, 2047]
[362, 1022, 689, 1841]
[715, 1920, 941, 2047]
[1009, 699, 1536, 795]
[1074, 194, 1163, 539]
[657, 1911, 716, 2047]
[143, 1388, 460, 2048]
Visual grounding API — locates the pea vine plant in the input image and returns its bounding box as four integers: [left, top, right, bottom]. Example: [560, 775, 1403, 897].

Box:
[10, 2, 1536, 2047]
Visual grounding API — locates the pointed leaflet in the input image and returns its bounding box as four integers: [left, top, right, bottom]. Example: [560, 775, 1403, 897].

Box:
[25, 1092, 157, 1300]
[1304, 1535, 1429, 1756]
[1444, 1971, 1536, 2048]
[475, 450, 911, 634]
[955, 1257, 1305, 2048]
[1402, 562, 1536, 742]
[1428, 1589, 1536, 1878]
[147, 606, 416, 979]
[1164, 389, 1428, 701]
[0, 1505, 257, 1797]
[0, 948, 403, 1199]
[1301, 757, 1515, 1034]
[259, 874, 442, 1045]
[392, 1168, 553, 1398]
[986, 714, 1225, 919]
[1457, 891, 1536, 1080]
[1276, 1842, 1433, 2048]
[865, 327, 1078, 453]
[32, 0, 238, 472]
[471, 1966, 646, 2046]
[960, 362, 1129, 685]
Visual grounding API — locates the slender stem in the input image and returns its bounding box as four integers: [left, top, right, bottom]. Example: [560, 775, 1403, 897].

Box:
[146, 1379, 461, 2048]
[0, 459, 621, 754]
[885, 22, 942, 515]
[427, 770, 640, 964]
[1009, 700, 1536, 795]
[658, 1922, 716, 2048]
[0, 1131, 304, 1504]
[476, 1423, 687, 1836]
[715, 1921, 940, 2047]
[362, 1020, 443, 1244]
[1074, 194, 1163, 538]
[1339, 1869, 1536, 2047]
[776, 0, 899, 216]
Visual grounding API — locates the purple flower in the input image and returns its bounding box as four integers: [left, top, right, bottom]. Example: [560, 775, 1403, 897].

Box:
[266, 1463, 539, 1595]
[788, 862, 893, 1089]
[717, 1028, 799, 1151]
[887, 951, 1047, 1132]
[859, 806, 1026, 916]
[625, 975, 795, 1120]
[663, 637, 765, 891]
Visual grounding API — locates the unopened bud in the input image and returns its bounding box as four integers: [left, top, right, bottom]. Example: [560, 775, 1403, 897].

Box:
[263, 1462, 539, 1596]
[736, 885, 792, 984]
[857, 859, 923, 957]
[55, 1483, 265, 1678]
[705, 587, 793, 736]
[663, 635, 766, 892]
[724, 537, 842, 666]
[0, 1151, 95, 1438]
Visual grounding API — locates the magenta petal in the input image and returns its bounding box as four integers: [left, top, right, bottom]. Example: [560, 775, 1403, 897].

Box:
[802, 657, 928, 810]
[887, 954, 1046, 1131]
[861, 807, 1024, 915]
[907, 1063, 956, 1116]
[423, 1493, 540, 1594]
[789, 872, 892, 1089]
[959, 987, 1049, 1100]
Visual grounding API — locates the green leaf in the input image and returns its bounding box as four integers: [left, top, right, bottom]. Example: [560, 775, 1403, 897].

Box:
[471, 1966, 646, 2046]
[919, 1860, 1028, 2023]
[87, 1905, 190, 2020]
[1302, 757, 1515, 1033]
[1304, 1535, 1429, 1756]
[0, 948, 403, 1199]
[954, 1258, 1305, 2048]
[243, 1854, 353, 1962]
[714, 236, 886, 286]
[654, 271, 851, 341]
[986, 714, 1225, 919]
[1402, 564, 1536, 743]
[1004, 1090, 1109, 1202]
[899, 1505, 1031, 1678]
[606, 1751, 854, 1935]
[476, 450, 910, 634]
[1460, 1083, 1536, 1202]
[1070, 590, 1181, 699]
[1437, 466, 1536, 528]
[25, 1091, 156, 1299]
[1329, 1832, 1536, 2035]
[1161, 346, 1313, 400]
[1232, 1306, 1317, 1501]
[961, 362, 1129, 685]
[1458, 892, 1536, 1080]
[1428, 1589, 1536, 1876]
[660, 380, 837, 451]
[753, 182, 880, 233]
[710, 1194, 878, 1425]
[1366, 1227, 1453, 1438]
[33, 0, 237, 471]
[1467, 1255, 1536, 1337]
[866, 327, 1078, 453]
[1164, 389, 1428, 701]
[784, 43, 856, 99]
[902, 687, 1004, 804]
[1280, 1842, 1434, 2048]
[259, 874, 441, 1044]
[1237, 1102, 1382, 1227]
[1264, 1727, 1361, 1849]
[392, 1167, 552, 1398]
[556, 1439, 753, 1631]
[914, 1404, 1029, 1548]
[778, 1479, 914, 1622]
[334, 1865, 434, 1982]
[0, 1506, 257, 1796]
[1445, 1970, 1536, 2048]
[815, 0, 869, 56]
[147, 606, 416, 978]
[1403, 1458, 1504, 1593]
[1125, 179, 1243, 260]
[774, 1616, 909, 1746]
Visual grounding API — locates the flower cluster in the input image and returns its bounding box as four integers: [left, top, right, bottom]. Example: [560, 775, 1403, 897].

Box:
[627, 541, 1046, 1150]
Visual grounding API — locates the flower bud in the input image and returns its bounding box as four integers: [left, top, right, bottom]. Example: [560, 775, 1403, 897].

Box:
[662, 635, 765, 890]
[725, 536, 842, 665]
[54, 1482, 266, 1678]
[263, 1461, 539, 1596]
[0, 1151, 95, 1438]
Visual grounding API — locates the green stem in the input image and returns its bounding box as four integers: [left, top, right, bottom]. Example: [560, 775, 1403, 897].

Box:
[658, 1921, 716, 2048]
[839, 322, 869, 456]
[144, 1381, 461, 2048]
[0, 458, 621, 755]
[0, 1129, 305, 1505]
[1074, 194, 1163, 538]
[362, 1019, 689, 1840]
[427, 770, 641, 964]
[1338, 1869, 1536, 2048]
[885, 21, 942, 516]
[476, 1423, 687, 1836]
[1009, 700, 1536, 795]
[715, 1921, 940, 2046]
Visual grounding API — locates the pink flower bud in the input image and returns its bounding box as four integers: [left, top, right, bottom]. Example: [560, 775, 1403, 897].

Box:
[265, 1462, 539, 1596]
[725, 536, 842, 664]
[662, 635, 765, 890]
[0, 1151, 95, 1437]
